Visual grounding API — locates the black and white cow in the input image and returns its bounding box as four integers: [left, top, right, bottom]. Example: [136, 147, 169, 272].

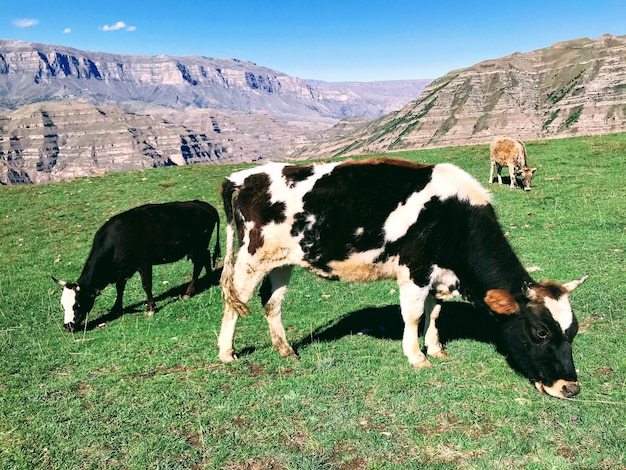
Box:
[218, 159, 589, 399]
[53, 200, 221, 331]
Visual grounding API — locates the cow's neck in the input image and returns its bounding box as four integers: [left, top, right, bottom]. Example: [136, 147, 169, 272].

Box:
[77, 249, 112, 293]
[456, 204, 532, 298]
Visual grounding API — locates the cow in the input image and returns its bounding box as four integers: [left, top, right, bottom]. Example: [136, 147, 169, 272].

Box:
[53, 200, 221, 332]
[218, 159, 589, 399]
[489, 136, 537, 191]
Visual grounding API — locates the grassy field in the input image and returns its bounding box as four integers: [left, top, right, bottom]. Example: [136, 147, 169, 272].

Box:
[1, 134, 625, 469]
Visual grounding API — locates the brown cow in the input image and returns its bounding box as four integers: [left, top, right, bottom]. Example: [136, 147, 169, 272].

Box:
[489, 137, 537, 191]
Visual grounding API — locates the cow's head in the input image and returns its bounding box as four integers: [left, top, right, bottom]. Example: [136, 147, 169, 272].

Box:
[484, 274, 589, 398]
[52, 276, 96, 332]
[517, 167, 537, 191]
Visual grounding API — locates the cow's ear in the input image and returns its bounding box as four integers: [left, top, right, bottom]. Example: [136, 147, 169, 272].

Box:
[531, 167, 538, 173]
[484, 289, 519, 315]
[563, 274, 590, 293]
[52, 276, 67, 287]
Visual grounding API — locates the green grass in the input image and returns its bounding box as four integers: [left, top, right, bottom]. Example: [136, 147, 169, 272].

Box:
[1, 134, 625, 469]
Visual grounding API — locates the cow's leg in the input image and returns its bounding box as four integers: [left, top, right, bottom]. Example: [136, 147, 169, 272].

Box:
[398, 277, 431, 368]
[138, 266, 156, 315]
[424, 295, 447, 359]
[489, 160, 495, 184]
[260, 265, 296, 359]
[496, 164, 504, 186]
[218, 252, 272, 363]
[183, 251, 209, 299]
[112, 278, 127, 314]
[508, 163, 517, 189]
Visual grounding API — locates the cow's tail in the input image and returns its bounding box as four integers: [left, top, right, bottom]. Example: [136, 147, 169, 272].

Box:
[220, 179, 250, 317]
[211, 215, 221, 268]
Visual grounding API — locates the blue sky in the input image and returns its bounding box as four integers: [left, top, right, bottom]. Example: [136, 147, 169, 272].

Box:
[2, 0, 625, 82]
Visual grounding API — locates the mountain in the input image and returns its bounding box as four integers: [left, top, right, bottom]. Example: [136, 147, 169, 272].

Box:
[0, 39, 429, 122]
[0, 39, 430, 184]
[292, 34, 626, 159]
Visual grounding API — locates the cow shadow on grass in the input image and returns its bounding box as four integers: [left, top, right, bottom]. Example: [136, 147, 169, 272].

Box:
[291, 301, 501, 357]
[83, 267, 222, 330]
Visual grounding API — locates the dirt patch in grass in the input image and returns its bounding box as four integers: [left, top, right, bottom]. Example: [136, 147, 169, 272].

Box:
[416, 412, 499, 439]
[223, 458, 287, 470]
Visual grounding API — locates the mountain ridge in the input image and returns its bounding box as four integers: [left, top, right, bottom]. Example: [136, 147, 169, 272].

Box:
[291, 34, 626, 159]
[0, 39, 430, 184]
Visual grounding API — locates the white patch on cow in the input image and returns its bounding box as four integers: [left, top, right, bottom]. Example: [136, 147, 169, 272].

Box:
[228, 161, 285, 186]
[60, 287, 77, 325]
[384, 190, 433, 242]
[354, 227, 364, 237]
[543, 295, 574, 333]
[267, 162, 340, 217]
[430, 266, 461, 300]
[384, 164, 491, 243]
[305, 214, 317, 230]
[430, 163, 492, 206]
[260, 222, 306, 264]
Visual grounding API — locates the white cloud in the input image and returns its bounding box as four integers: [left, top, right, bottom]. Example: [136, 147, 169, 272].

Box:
[13, 18, 39, 28]
[100, 21, 136, 32]
[63, 28, 72, 34]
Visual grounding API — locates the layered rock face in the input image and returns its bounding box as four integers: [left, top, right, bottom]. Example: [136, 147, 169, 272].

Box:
[0, 101, 313, 184]
[0, 39, 430, 184]
[0, 39, 430, 122]
[0, 102, 209, 184]
[296, 34, 626, 159]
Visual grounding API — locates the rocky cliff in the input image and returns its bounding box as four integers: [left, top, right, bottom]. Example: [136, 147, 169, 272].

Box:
[0, 101, 324, 184]
[0, 39, 430, 122]
[0, 39, 430, 184]
[293, 34, 626, 159]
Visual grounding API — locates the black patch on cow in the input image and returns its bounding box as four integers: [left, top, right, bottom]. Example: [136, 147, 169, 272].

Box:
[221, 179, 237, 225]
[236, 173, 286, 254]
[290, 161, 434, 273]
[283, 164, 314, 188]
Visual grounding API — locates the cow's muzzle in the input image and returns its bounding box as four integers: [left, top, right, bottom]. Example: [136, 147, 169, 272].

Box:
[535, 380, 580, 398]
[64, 322, 75, 333]
[524, 187, 532, 192]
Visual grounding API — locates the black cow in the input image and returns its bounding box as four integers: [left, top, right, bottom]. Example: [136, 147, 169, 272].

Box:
[218, 159, 589, 399]
[53, 200, 220, 331]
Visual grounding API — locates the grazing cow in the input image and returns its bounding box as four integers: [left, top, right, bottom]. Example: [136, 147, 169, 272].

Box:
[218, 159, 589, 399]
[489, 136, 537, 191]
[53, 200, 221, 332]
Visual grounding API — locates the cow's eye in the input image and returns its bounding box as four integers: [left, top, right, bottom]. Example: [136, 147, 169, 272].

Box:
[536, 328, 548, 339]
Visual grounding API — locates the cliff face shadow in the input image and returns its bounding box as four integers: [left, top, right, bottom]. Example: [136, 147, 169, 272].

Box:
[292, 300, 500, 353]
[83, 267, 222, 330]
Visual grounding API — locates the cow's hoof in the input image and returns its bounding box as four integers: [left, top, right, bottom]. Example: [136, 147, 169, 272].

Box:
[412, 358, 433, 369]
[280, 351, 299, 361]
[146, 309, 155, 317]
[219, 350, 238, 363]
[182, 294, 191, 300]
[428, 350, 448, 359]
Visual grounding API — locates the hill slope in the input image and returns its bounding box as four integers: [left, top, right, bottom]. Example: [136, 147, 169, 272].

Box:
[293, 34, 626, 159]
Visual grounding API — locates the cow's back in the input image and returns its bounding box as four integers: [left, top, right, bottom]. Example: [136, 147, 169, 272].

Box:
[229, 159, 491, 283]
[103, 201, 216, 267]
[490, 136, 525, 167]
